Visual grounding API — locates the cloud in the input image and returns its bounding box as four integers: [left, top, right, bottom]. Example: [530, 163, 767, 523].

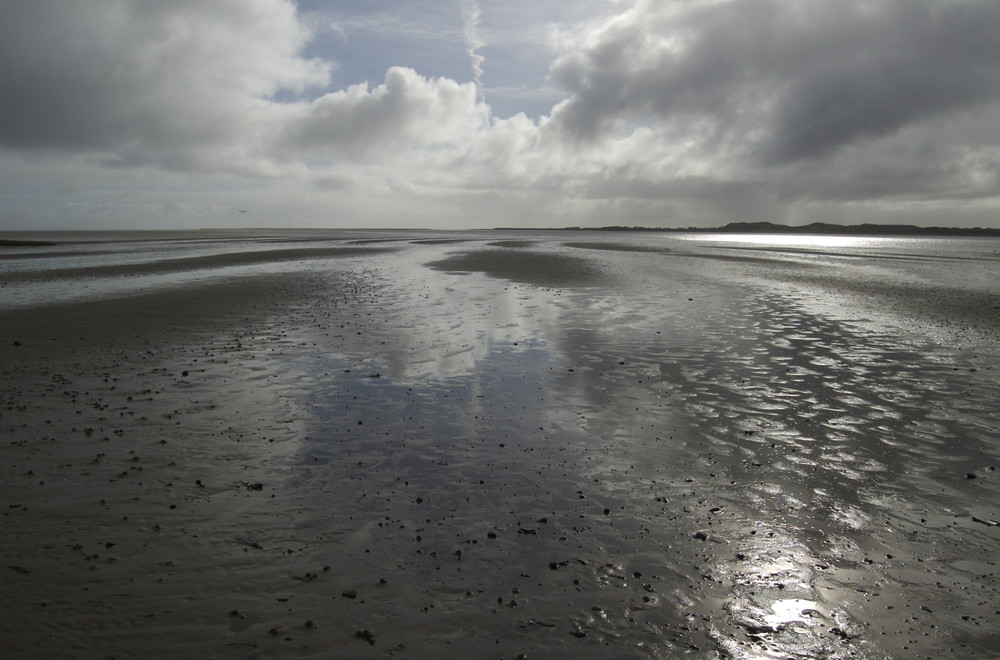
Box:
[0, 0, 493, 175]
[1, 0, 998, 230]
[461, 2, 486, 97]
[546, 0, 1000, 166]
[276, 66, 489, 161]
[771, 103, 1000, 203]
[0, 0, 329, 160]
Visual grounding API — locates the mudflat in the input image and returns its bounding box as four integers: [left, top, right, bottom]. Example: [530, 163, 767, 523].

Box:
[2, 231, 999, 659]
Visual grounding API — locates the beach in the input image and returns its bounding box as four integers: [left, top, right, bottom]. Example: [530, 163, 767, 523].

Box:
[2, 229, 999, 659]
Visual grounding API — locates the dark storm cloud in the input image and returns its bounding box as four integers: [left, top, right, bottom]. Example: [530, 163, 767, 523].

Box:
[548, 0, 1000, 165]
[763, 0, 1000, 164]
[0, 0, 327, 156]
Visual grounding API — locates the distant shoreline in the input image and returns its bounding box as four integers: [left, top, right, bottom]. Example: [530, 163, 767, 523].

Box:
[496, 222, 1000, 237]
[4, 222, 1000, 243]
[0, 238, 57, 246]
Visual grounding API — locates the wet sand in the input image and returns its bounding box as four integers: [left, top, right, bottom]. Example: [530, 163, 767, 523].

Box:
[2, 233, 999, 659]
[1, 247, 395, 284]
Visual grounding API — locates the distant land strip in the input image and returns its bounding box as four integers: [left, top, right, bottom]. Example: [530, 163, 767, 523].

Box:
[0, 239, 57, 246]
[496, 222, 1000, 237]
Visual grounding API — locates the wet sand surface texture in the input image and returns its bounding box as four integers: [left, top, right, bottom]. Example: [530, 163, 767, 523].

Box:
[1, 229, 999, 659]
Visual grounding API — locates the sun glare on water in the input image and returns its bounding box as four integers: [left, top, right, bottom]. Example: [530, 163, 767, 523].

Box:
[691, 233, 878, 249]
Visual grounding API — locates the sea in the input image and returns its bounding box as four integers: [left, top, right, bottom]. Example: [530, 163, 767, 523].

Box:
[2, 227, 998, 307]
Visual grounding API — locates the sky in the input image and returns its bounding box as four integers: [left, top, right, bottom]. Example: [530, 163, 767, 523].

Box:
[1, 0, 999, 230]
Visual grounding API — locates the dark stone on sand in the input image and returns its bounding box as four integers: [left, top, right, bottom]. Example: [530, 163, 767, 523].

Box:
[342, 589, 358, 599]
[356, 629, 376, 645]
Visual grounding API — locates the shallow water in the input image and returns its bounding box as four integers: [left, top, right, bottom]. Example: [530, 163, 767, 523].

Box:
[1, 229, 999, 658]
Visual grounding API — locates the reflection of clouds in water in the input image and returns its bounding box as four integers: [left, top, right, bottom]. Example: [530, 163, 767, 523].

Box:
[373, 247, 567, 384]
[708, 523, 880, 660]
[682, 233, 881, 249]
[766, 597, 820, 629]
